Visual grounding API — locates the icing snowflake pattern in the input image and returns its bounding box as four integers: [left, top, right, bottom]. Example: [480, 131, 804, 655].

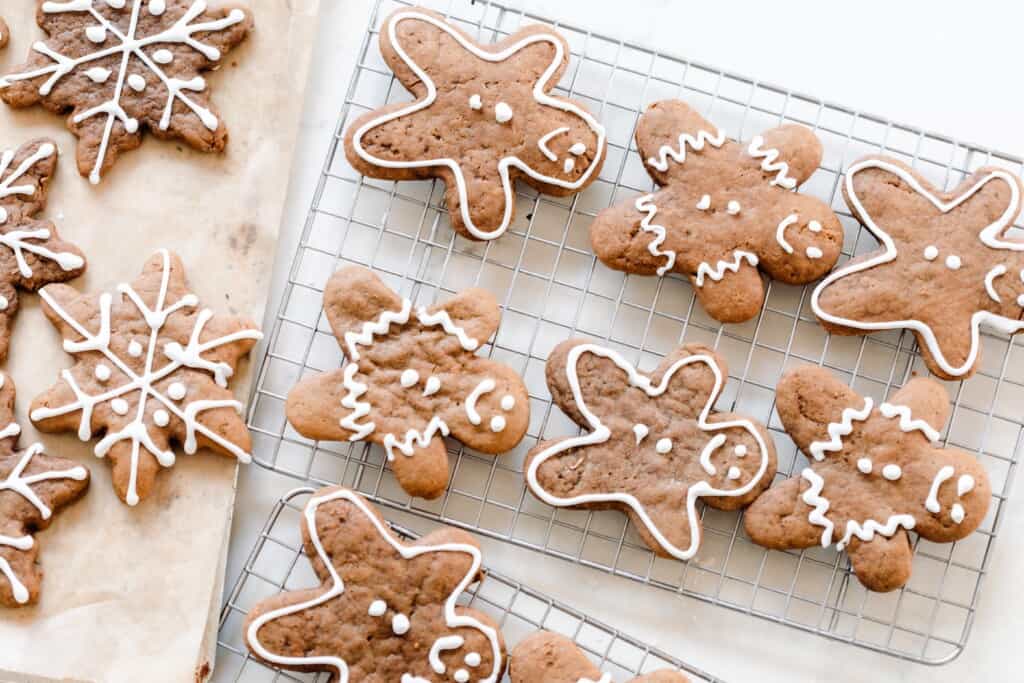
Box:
[29, 249, 261, 506]
[244, 487, 504, 682]
[745, 366, 991, 592]
[0, 0, 252, 184]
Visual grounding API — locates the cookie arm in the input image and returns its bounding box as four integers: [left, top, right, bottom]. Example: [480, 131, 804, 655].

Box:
[744, 124, 822, 188]
[774, 366, 867, 457]
[635, 99, 728, 186]
[743, 475, 825, 551]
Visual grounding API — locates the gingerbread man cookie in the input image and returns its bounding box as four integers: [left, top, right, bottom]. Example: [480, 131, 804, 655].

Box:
[0, 372, 89, 607]
[813, 156, 1024, 380]
[590, 100, 842, 323]
[510, 632, 688, 683]
[286, 266, 529, 500]
[245, 487, 505, 682]
[745, 366, 991, 592]
[29, 249, 262, 506]
[344, 7, 606, 241]
[0, 138, 87, 362]
[0, 0, 253, 184]
[524, 339, 776, 560]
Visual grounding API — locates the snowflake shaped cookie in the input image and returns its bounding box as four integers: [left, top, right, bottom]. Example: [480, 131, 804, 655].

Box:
[0, 372, 89, 607]
[525, 339, 776, 561]
[245, 487, 505, 682]
[29, 249, 261, 506]
[286, 266, 530, 500]
[813, 155, 1024, 380]
[0, 138, 87, 361]
[0, 0, 253, 184]
[344, 7, 606, 241]
[510, 631, 689, 683]
[745, 366, 991, 592]
[590, 100, 843, 323]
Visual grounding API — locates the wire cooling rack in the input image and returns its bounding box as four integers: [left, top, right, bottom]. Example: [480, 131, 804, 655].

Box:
[216, 488, 719, 682]
[243, 0, 1024, 666]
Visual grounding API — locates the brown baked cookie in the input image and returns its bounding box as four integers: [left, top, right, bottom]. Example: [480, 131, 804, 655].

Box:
[745, 365, 991, 592]
[0, 371, 89, 607]
[591, 99, 842, 323]
[524, 339, 776, 561]
[29, 249, 262, 506]
[343, 7, 606, 242]
[510, 632, 688, 683]
[0, 138, 87, 362]
[244, 487, 505, 682]
[0, 17, 8, 50]
[812, 155, 1024, 380]
[0, 0, 253, 184]
[286, 266, 529, 499]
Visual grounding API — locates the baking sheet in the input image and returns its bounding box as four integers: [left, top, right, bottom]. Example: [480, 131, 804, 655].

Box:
[0, 0, 320, 680]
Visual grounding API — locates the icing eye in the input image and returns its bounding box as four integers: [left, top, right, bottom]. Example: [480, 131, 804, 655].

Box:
[733, 444, 747, 457]
[391, 613, 410, 635]
[957, 474, 975, 496]
[423, 376, 441, 396]
[882, 464, 902, 481]
[489, 415, 505, 432]
[633, 424, 648, 444]
[923, 245, 939, 261]
[153, 409, 170, 427]
[465, 652, 481, 667]
[153, 49, 174, 65]
[95, 364, 112, 382]
[495, 102, 513, 123]
[368, 599, 387, 617]
[727, 466, 741, 480]
[128, 339, 143, 357]
[500, 394, 515, 411]
[857, 457, 872, 474]
[655, 437, 672, 454]
[400, 369, 419, 388]
[569, 142, 586, 156]
[945, 254, 962, 270]
[806, 246, 823, 259]
[468, 93, 482, 110]
[726, 200, 741, 215]
[808, 220, 823, 233]
[111, 398, 129, 415]
[454, 671, 470, 683]
[563, 158, 575, 173]
[696, 194, 711, 210]
[951, 503, 965, 524]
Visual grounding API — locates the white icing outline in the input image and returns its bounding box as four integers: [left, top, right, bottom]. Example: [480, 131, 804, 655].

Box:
[0, 0, 247, 184]
[245, 489, 502, 683]
[808, 397, 873, 461]
[646, 127, 725, 172]
[29, 249, 260, 505]
[747, 135, 798, 189]
[878, 401, 941, 443]
[350, 10, 606, 241]
[635, 194, 675, 276]
[812, 159, 1024, 378]
[525, 344, 770, 561]
[694, 250, 759, 287]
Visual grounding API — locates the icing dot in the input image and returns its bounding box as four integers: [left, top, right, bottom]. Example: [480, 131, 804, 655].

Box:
[806, 246, 823, 259]
[563, 158, 575, 174]
[957, 474, 975, 497]
[127, 74, 147, 92]
[882, 464, 902, 481]
[392, 613, 410, 635]
[489, 415, 506, 432]
[111, 398, 129, 415]
[633, 424, 648, 444]
[569, 143, 587, 156]
[465, 652, 481, 667]
[655, 438, 672, 454]
[368, 599, 387, 617]
[128, 340, 143, 357]
[454, 670, 469, 683]
[726, 200, 741, 215]
[733, 444, 747, 457]
[468, 94, 482, 110]
[923, 245, 939, 261]
[168, 382, 187, 400]
[727, 466, 741, 480]
[153, 409, 170, 427]
[0, 296, 7, 311]
[808, 220, 823, 233]
[951, 503, 965, 524]
[423, 376, 441, 396]
[857, 458, 872, 474]
[945, 255, 962, 270]
[696, 194, 711, 210]
[500, 395, 515, 411]
[153, 49, 174, 64]
[495, 102, 513, 123]
[86, 25, 107, 43]
[1017, 294, 1024, 308]
[400, 369, 419, 388]
[149, 0, 166, 16]
[95, 364, 112, 382]
[85, 67, 111, 83]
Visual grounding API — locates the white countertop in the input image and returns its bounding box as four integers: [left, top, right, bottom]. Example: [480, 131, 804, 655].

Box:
[222, 1, 1022, 681]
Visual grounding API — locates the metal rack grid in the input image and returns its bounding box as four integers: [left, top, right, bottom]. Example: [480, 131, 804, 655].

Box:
[216, 488, 720, 682]
[243, 0, 1024, 666]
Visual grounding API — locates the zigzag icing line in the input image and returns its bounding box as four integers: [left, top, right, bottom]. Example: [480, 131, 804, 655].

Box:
[801, 468, 834, 547]
[808, 396, 873, 461]
[747, 135, 798, 189]
[879, 401, 941, 443]
[339, 363, 374, 440]
[836, 514, 916, 551]
[343, 299, 413, 361]
[383, 415, 450, 461]
[635, 194, 675, 276]
[694, 250, 759, 286]
[647, 127, 726, 172]
[416, 307, 479, 352]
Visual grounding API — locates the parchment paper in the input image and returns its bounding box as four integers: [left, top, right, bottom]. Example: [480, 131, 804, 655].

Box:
[0, 0, 320, 680]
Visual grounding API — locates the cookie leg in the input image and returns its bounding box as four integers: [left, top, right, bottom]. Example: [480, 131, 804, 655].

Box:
[847, 533, 913, 592]
[690, 263, 765, 323]
[389, 436, 450, 499]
